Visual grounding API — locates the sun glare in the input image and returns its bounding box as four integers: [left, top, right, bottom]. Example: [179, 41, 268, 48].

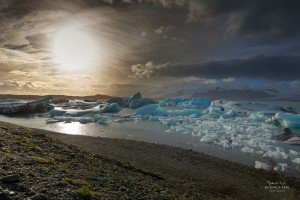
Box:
[53, 27, 96, 70]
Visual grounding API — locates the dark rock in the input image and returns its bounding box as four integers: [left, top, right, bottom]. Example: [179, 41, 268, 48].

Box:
[1, 174, 21, 183]
[0, 126, 8, 131]
[276, 128, 293, 141]
[123, 92, 142, 107]
[128, 92, 142, 102]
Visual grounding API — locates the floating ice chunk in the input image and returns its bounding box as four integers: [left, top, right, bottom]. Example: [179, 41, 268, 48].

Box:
[292, 158, 300, 164]
[98, 103, 121, 113]
[218, 138, 231, 148]
[247, 138, 263, 148]
[224, 110, 236, 117]
[255, 161, 270, 170]
[49, 109, 66, 117]
[200, 134, 218, 143]
[114, 118, 134, 123]
[159, 118, 177, 126]
[202, 106, 223, 118]
[123, 92, 142, 107]
[273, 112, 300, 128]
[289, 150, 300, 156]
[129, 98, 158, 109]
[134, 104, 167, 116]
[263, 148, 289, 160]
[94, 114, 110, 125]
[165, 129, 171, 133]
[273, 163, 287, 171]
[248, 112, 267, 122]
[47, 116, 93, 124]
[285, 137, 300, 145]
[241, 146, 254, 153]
[149, 115, 159, 121]
[45, 118, 61, 124]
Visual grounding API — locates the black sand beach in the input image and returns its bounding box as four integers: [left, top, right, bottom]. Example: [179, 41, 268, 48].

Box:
[0, 121, 300, 200]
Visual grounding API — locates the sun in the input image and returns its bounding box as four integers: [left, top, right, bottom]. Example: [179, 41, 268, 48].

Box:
[52, 27, 96, 70]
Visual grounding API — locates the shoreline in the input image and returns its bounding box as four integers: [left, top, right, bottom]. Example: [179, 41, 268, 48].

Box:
[1, 120, 300, 199]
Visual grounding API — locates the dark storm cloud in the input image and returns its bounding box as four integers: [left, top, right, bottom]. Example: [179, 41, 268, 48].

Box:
[0, 0, 299, 96]
[131, 55, 300, 81]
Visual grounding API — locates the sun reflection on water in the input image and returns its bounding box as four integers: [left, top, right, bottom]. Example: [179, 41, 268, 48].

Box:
[57, 122, 83, 135]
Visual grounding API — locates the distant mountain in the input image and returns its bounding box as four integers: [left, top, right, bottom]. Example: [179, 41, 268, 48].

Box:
[0, 94, 112, 101]
[193, 88, 275, 100]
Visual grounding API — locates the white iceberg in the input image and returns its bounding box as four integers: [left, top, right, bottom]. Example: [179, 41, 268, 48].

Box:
[200, 134, 218, 143]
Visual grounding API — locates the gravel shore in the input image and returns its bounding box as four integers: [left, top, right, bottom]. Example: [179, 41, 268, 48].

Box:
[0, 121, 299, 200]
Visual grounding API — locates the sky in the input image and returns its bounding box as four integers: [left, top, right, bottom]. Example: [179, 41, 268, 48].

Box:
[0, 0, 299, 97]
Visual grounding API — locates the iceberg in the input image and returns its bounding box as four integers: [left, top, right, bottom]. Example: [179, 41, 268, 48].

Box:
[94, 114, 110, 125]
[129, 98, 158, 109]
[134, 104, 167, 117]
[241, 146, 254, 153]
[46, 116, 93, 124]
[49, 108, 67, 117]
[285, 137, 300, 145]
[98, 103, 121, 113]
[200, 134, 218, 143]
[272, 112, 300, 128]
[0, 96, 53, 114]
[248, 112, 267, 122]
[149, 115, 159, 121]
[123, 92, 142, 107]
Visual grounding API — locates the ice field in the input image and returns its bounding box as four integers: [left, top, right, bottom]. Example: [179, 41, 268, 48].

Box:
[1, 92, 300, 176]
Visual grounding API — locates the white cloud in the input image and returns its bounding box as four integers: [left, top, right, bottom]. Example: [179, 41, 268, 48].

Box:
[129, 61, 170, 79]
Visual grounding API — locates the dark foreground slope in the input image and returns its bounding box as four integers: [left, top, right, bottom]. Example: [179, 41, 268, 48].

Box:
[0, 121, 299, 200]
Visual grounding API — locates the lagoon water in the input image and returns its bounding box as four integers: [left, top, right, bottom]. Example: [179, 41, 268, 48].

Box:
[0, 100, 300, 178]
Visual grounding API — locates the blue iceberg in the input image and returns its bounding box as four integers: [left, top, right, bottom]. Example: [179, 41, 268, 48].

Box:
[134, 104, 167, 116]
[273, 112, 300, 128]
